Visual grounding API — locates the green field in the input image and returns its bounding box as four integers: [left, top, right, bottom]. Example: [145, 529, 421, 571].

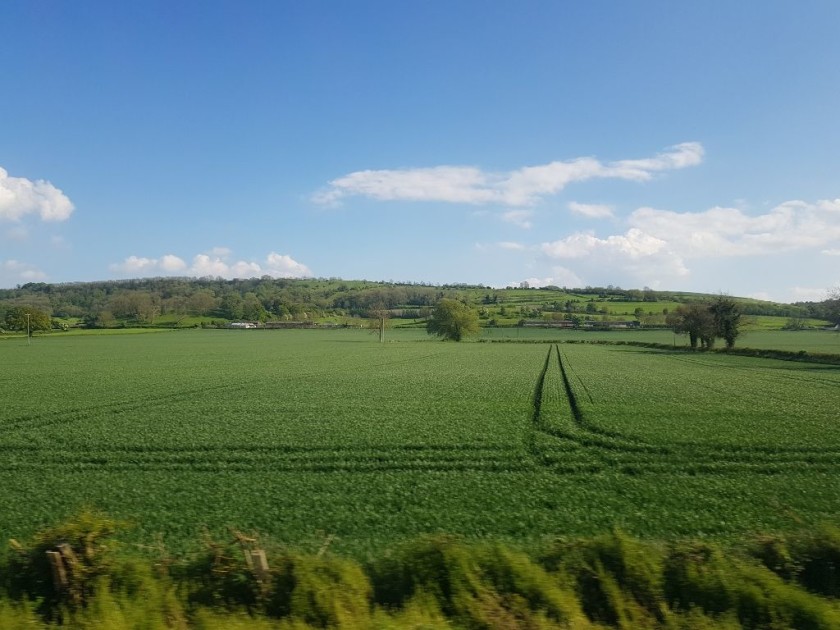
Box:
[2, 329, 839, 556]
[479, 325, 840, 352]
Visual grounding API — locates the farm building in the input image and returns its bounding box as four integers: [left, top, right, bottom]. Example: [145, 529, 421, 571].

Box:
[228, 321, 259, 329]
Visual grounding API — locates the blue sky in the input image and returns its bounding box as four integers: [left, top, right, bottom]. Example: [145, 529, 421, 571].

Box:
[2, 1, 839, 302]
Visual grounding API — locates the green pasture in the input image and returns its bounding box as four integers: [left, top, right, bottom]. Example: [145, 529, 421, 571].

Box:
[1, 328, 839, 556]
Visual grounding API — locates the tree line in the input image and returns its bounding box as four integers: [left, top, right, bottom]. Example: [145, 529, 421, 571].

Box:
[1, 277, 838, 337]
[0, 277, 457, 327]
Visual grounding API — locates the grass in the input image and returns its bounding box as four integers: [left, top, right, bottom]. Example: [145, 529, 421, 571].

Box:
[1, 328, 839, 559]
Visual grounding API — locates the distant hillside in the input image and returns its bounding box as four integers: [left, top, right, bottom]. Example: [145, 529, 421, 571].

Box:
[0, 276, 835, 330]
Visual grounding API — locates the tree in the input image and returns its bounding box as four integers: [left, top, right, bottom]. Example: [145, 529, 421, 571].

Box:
[827, 288, 840, 326]
[242, 292, 268, 321]
[187, 290, 218, 316]
[666, 297, 743, 349]
[109, 291, 158, 323]
[220, 293, 244, 320]
[426, 299, 480, 341]
[4, 306, 51, 336]
[710, 295, 742, 349]
[666, 303, 716, 349]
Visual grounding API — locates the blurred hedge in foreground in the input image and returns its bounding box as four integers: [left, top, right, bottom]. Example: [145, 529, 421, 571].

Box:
[1, 510, 839, 629]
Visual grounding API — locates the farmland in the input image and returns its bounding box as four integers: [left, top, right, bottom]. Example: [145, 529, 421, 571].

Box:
[1, 328, 839, 556]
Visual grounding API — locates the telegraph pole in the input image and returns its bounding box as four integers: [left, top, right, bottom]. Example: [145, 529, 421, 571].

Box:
[26, 312, 30, 346]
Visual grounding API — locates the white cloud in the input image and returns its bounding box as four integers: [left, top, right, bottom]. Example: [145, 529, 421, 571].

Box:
[110, 249, 312, 279]
[188, 254, 234, 277]
[264, 252, 312, 277]
[540, 229, 689, 287]
[520, 267, 584, 289]
[629, 198, 840, 257]
[535, 196, 840, 291]
[0, 167, 74, 222]
[2, 259, 47, 282]
[542, 228, 671, 260]
[498, 241, 526, 250]
[314, 142, 703, 207]
[501, 209, 533, 228]
[160, 254, 188, 272]
[822, 248, 840, 256]
[606, 141, 704, 176]
[568, 201, 615, 219]
[110, 256, 160, 274]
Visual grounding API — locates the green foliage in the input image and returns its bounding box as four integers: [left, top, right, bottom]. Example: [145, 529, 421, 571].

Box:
[371, 535, 590, 628]
[666, 303, 716, 348]
[663, 541, 840, 629]
[3, 306, 51, 336]
[541, 530, 665, 627]
[711, 296, 743, 349]
[183, 533, 372, 625]
[0, 599, 44, 629]
[825, 288, 840, 325]
[791, 524, 840, 598]
[426, 298, 480, 341]
[666, 297, 743, 349]
[5, 509, 122, 614]
[2, 276, 837, 332]
[782, 316, 808, 331]
[109, 291, 159, 323]
[2, 511, 186, 628]
[268, 553, 371, 626]
[3, 514, 840, 628]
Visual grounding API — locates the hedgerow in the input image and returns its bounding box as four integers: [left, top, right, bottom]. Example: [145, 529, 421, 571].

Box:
[3, 513, 840, 628]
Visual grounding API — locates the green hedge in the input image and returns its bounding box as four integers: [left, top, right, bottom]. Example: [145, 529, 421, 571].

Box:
[2, 511, 840, 628]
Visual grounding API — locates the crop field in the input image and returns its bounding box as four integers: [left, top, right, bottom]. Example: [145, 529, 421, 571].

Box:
[478, 326, 840, 353]
[1, 329, 839, 555]
[535, 344, 840, 469]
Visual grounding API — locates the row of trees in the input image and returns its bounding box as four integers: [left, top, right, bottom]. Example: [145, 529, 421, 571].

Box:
[0, 278, 460, 325]
[666, 296, 743, 349]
